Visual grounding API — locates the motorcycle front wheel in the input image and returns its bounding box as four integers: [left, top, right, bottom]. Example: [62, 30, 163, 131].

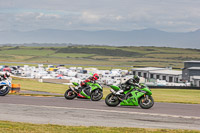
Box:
[105, 93, 120, 107]
[64, 89, 77, 100]
[0, 86, 10, 96]
[91, 89, 103, 101]
[139, 95, 154, 109]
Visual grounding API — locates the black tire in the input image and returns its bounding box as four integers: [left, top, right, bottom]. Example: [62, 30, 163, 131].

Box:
[91, 89, 103, 101]
[0, 86, 10, 96]
[105, 93, 120, 107]
[64, 89, 77, 100]
[139, 95, 154, 109]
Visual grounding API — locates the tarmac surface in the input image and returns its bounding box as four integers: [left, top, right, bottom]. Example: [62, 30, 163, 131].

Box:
[0, 95, 200, 130]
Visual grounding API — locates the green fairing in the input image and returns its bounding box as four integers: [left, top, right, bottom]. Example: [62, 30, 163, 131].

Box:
[120, 90, 142, 106]
[110, 85, 120, 91]
[105, 83, 154, 109]
[123, 86, 134, 94]
[141, 87, 152, 95]
[92, 83, 103, 91]
[120, 85, 152, 106]
[72, 82, 79, 86]
[65, 81, 103, 101]
[80, 82, 103, 99]
[80, 91, 91, 99]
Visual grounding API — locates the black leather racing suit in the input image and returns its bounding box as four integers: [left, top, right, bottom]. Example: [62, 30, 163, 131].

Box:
[120, 78, 140, 91]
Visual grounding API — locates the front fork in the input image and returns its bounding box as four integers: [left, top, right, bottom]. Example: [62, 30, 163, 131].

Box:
[142, 95, 149, 103]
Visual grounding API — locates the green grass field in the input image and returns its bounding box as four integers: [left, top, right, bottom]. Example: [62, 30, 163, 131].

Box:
[12, 77, 200, 104]
[1, 46, 200, 69]
[0, 120, 199, 133]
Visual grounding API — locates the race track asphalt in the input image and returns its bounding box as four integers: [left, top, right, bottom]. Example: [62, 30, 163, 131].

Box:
[0, 95, 200, 130]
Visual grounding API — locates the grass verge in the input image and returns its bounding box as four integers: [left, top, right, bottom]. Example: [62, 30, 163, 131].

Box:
[151, 89, 200, 104]
[0, 120, 199, 133]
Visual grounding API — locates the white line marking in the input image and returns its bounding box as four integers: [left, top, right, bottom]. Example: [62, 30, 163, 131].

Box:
[1, 103, 200, 120]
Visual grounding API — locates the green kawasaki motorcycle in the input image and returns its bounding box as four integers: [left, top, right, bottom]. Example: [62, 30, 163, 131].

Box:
[105, 84, 154, 109]
[64, 81, 103, 101]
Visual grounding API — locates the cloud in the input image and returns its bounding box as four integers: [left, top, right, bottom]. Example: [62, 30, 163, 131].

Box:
[35, 13, 60, 20]
[0, 0, 200, 32]
[80, 11, 101, 23]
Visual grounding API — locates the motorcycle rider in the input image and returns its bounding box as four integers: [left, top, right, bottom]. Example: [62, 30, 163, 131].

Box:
[116, 75, 140, 95]
[0, 72, 10, 81]
[76, 73, 99, 92]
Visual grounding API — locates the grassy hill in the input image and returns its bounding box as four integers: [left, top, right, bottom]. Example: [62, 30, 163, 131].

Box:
[0, 45, 200, 69]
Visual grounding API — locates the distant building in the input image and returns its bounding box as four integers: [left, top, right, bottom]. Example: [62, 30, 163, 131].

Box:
[132, 67, 166, 79]
[190, 76, 200, 87]
[182, 61, 200, 82]
[148, 69, 182, 83]
[132, 67, 182, 83]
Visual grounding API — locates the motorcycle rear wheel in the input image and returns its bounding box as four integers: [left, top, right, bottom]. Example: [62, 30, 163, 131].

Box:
[105, 93, 120, 107]
[0, 86, 10, 96]
[64, 89, 77, 100]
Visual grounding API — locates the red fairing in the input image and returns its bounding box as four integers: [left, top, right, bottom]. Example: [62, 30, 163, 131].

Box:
[84, 79, 91, 82]
[78, 94, 85, 98]
[81, 79, 91, 86]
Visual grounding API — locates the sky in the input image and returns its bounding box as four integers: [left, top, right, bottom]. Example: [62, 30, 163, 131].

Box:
[0, 0, 200, 32]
